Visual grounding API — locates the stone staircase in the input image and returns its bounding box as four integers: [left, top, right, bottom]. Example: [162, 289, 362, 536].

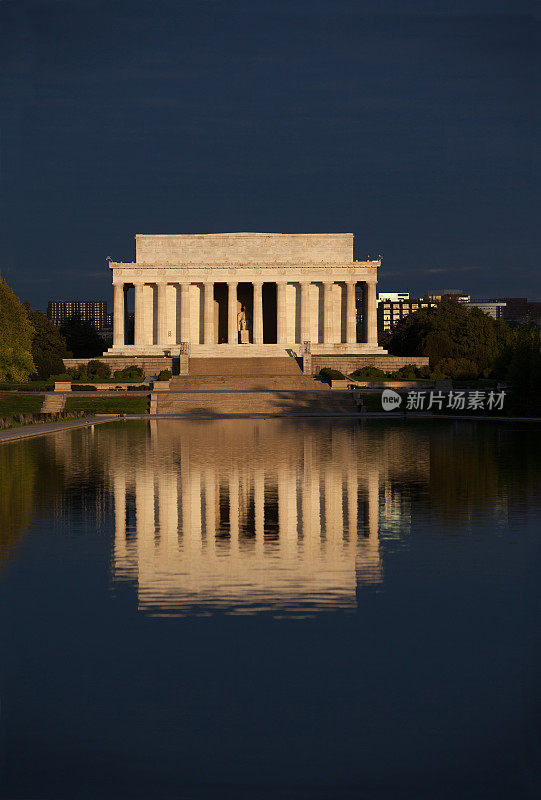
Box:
[187, 356, 303, 375]
[154, 390, 355, 417]
[170, 357, 318, 391]
[153, 357, 356, 416]
[41, 393, 66, 413]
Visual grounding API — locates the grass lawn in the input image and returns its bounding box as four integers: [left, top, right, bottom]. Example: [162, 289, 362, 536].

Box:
[65, 396, 149, 414]
[0, 393, 44, 416]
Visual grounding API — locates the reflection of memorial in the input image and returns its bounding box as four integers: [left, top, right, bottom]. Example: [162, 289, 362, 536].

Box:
[111, 421, 428, 615]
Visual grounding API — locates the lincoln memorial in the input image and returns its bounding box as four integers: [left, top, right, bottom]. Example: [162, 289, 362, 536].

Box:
[108, 232, 386, 356]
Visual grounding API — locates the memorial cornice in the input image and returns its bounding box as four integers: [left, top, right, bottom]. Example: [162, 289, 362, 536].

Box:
[109, 260, 381, 269]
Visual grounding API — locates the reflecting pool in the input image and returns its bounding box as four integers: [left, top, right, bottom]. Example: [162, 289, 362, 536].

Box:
[1, 420, 540, 799]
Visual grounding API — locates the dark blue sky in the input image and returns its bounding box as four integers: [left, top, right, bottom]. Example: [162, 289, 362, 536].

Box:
[1, 0, 540, 310]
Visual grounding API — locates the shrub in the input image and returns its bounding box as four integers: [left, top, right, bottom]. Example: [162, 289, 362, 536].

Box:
[350, 366, 387, 380]
[72, 384, 98, 391]
[127, 384, 149, 391]
[319, 367, 346, 383]
[389, 364, 419, 380]
[113, 365, 145, 381]
[50, 372, 73, 382]
[69, 364, 88, 380]
[86, 359, 111, 379]
[157, 369, 172, 381]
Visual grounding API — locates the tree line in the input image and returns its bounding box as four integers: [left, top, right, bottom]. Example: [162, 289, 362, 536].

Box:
[382, 296, 541, 413]
[0, 277, 106, 381]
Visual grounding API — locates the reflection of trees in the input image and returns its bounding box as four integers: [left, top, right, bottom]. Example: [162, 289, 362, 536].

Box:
[0, 437, 69, 567]
[0, 427, 113, 569]
[426, 422, 541, 523]
[0, 442, 38, 564]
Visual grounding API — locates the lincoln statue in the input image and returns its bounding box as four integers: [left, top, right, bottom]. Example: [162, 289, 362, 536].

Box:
[107, 232, 385, 356]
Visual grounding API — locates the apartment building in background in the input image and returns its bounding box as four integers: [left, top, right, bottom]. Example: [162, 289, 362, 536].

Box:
[47, 300, 112, 330]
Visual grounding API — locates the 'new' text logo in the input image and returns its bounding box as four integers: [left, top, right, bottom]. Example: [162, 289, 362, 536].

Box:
[381, 389, 402, 411]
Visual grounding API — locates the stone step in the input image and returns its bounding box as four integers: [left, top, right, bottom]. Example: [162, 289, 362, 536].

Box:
[154, 390, 355, 416]
[169, 375, 321, 390]
[187, 357, 303, 376]
[41, 394, 66, 413]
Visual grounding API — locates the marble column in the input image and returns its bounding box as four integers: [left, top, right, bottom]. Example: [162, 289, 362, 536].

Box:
[277, 282, 287, 344]
[253, 282, 264, 345]
[228, 281, 238, 345]
[346, 281, 357, 344]
[157, 283, 168, 346]
[113, 283, 125, 347]
[134, 283, 145, 346]
[300, 282, 311, 343]
[362, 281, 378, 345]
[204, 282, 215, 345]
[180, 283, 191, 344]
[323, 281, 334, 344]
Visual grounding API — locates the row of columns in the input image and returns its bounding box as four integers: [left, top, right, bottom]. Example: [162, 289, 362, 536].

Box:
[112, 456, 382, 610]
[113, 279, 377, 348]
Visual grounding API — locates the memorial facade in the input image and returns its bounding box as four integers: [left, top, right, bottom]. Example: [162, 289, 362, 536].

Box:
[108, 232, 385, 356]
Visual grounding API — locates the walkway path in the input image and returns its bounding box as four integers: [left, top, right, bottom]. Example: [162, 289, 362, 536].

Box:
[0, 415, 122, 444]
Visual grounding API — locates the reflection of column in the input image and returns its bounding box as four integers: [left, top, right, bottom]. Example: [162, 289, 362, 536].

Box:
[347, 463, 358, 539]
[362, 281, 378, 344]
[113, 471, 127, 562]
[358, 469, 381, 583]
[134, 283, 145, 346]
[279, 466, 297, 557]
[300, 282, 311, 343]
[254, 466, 264, 556]
[180, 441, 191, 543]
[324, 468, 342, 548]
[204, 282, 215, 344]
[189, 466, 202, 551]
[346, 281, 356, 344]
[136, 467, 155, 581]
[253, 282, 264, 345]
[367, 470, 379, 539]
[310, 456, 321, 543]
[323, 282, 334, 344]
[158, 471, 178, 554]
[180, 283, 191, 344]
[302, 436, 312, 548]
[228, 282, 238, 345]
[229, 469, 239, 550]
[277, 282, 287, 344]
[113, 283, 125, 347]
[204, 468, 216, 552]
[157, 283, 168, 346]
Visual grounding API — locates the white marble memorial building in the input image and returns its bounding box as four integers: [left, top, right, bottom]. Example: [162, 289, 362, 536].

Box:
[108, 232, 385, 356]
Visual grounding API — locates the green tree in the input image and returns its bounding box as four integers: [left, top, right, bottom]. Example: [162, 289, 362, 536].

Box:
[59, 313, 105, 357]
[502, 325, 541, 414]
[23, 304, 70, 380]
[387, 297, 514, 377]
[0, 277, 35, 382]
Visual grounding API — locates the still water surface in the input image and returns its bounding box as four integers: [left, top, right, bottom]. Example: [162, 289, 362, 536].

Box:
[1, 419, 540, 798]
